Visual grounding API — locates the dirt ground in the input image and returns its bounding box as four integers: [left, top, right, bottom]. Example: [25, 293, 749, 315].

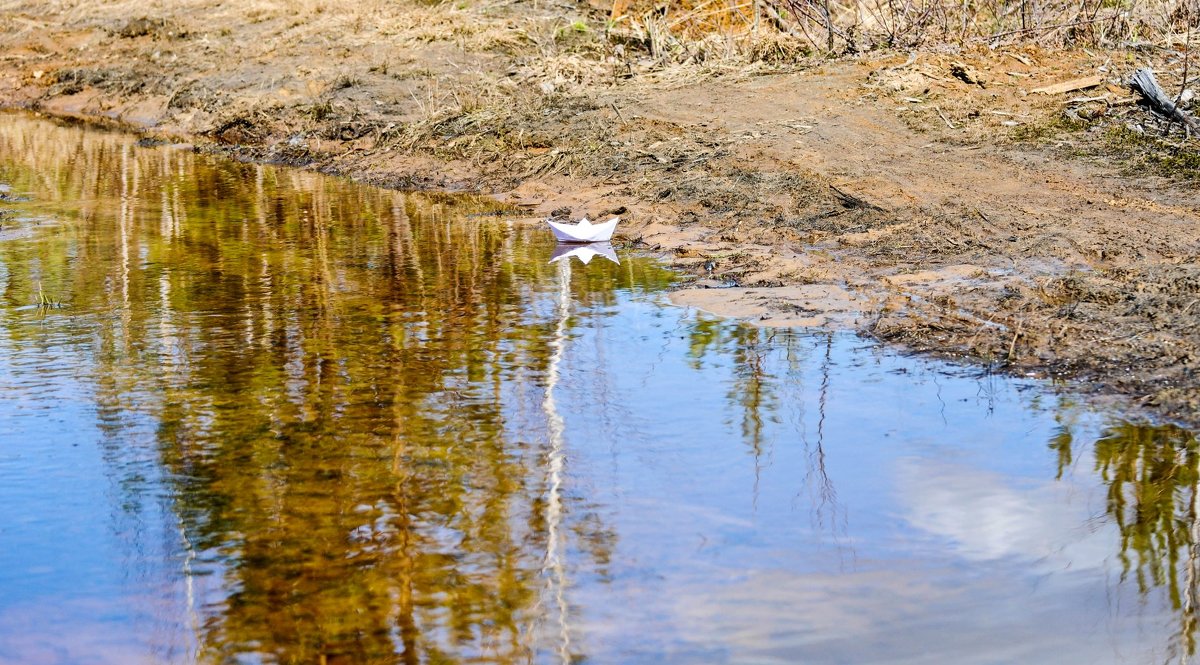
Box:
[1, 0, 1198, 425]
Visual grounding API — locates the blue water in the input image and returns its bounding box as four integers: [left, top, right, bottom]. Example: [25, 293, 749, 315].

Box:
[0, 112, 1196, 665]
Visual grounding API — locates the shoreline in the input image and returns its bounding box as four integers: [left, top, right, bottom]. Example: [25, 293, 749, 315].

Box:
[2, 0, 1198, 425]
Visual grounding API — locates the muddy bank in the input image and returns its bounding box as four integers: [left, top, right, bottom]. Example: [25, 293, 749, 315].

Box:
[1, 0, 1198, 424]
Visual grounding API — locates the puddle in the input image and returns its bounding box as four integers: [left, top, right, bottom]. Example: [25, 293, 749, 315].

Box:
[0, 113, 1198, 664]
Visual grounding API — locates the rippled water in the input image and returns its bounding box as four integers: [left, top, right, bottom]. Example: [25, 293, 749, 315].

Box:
[1, 113, 1198, 664]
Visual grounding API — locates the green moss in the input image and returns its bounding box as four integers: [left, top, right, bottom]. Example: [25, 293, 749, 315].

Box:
[1009, 111, 1091, 143]
[1011, 108, 1200, 181]
[1103, 125, 1200, 178]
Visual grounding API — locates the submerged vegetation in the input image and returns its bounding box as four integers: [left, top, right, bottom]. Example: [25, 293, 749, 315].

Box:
[34, 281, 63, 309]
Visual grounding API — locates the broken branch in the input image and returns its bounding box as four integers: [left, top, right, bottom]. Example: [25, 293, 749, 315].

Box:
[1128, 67, 1200, 133]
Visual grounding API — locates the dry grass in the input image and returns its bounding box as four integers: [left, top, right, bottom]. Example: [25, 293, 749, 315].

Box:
[611, 0, 1200, 54]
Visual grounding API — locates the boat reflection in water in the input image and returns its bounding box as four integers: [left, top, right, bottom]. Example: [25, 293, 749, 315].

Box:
[549, 241, 620, 266]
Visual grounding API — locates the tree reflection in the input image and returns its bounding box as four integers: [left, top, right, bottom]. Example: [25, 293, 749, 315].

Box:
[684, 321, 844, 528]
[1043, 415, 1200, 662]
[1088, 423, 1200, 661]
[686, 319, 779, 461]
[0, 115, 675, 663]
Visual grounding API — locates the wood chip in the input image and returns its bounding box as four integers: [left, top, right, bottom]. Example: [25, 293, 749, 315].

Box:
[1004, 52, 1034, 66]
[1031, 75, 1105, 95]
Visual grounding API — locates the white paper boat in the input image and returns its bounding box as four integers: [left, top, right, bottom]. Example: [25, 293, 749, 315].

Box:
[549, 242, 619, 265]
[546, 216, 619, 243]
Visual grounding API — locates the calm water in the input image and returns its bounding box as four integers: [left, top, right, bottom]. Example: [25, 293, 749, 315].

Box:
[0, 113, 1198, 665]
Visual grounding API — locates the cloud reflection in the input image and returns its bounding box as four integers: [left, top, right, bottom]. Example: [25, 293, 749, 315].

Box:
[897, 458, 1113, 570]
[662, 566, 1172, 665]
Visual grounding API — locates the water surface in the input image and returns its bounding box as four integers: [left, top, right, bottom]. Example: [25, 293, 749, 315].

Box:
[0, 114, 1198, 664]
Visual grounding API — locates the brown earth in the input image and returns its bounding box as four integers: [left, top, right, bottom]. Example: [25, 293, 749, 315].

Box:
[1, 0, 1198, 424]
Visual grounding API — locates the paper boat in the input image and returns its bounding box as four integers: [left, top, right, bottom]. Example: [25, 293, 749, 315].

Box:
[546, 217, 619, 243]
[549, 242, 619, 265]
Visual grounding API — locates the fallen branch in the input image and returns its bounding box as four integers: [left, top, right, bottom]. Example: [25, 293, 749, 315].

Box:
[829, 184, 883, 211]
[934, 105, 956, 129]
[1128, 67, 1200, 133]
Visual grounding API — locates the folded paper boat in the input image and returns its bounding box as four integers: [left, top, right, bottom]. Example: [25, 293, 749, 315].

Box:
[546, 217, 619, 243]
[550, 242, 619, 265]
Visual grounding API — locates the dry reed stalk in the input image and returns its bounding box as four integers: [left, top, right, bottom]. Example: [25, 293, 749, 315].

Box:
[612, 0, 1200, 55]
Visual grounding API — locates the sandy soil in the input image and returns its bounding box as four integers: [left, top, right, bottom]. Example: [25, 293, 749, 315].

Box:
[1, 0, 1198, 424]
